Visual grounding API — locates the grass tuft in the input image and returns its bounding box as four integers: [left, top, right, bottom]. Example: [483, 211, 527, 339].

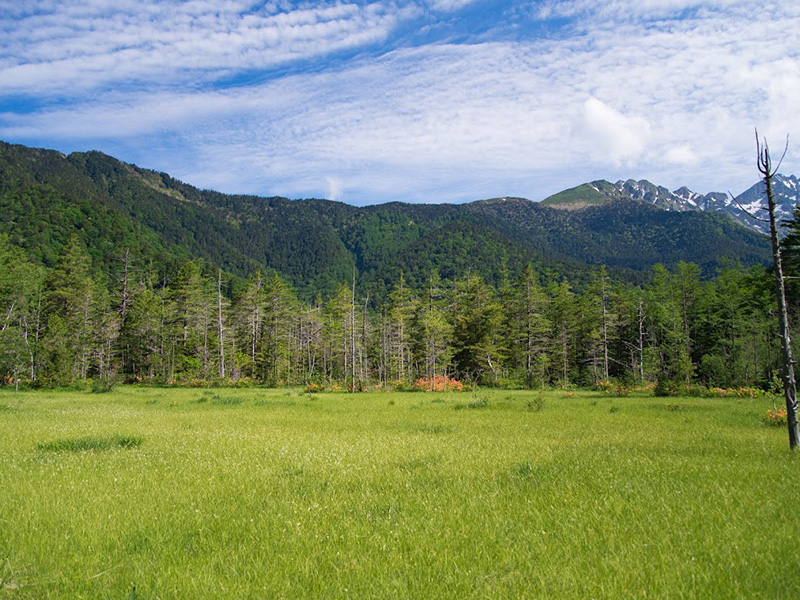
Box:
[525, 392, 546, 412]
[211, 396, 243, 406]
[415, 424, 457, 434]
[454, 392, 489, 410]
[195, 391, 243, 405]
[36, 434, 142, 453]
[0, 556, 12, 591]
[516, 461, 534, 479]
[90, 380, 116, 394]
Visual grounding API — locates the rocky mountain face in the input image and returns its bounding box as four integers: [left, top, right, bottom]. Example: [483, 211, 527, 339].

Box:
[560, 175, 800, 234]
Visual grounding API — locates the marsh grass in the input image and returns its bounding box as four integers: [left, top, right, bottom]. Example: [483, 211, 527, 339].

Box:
[36, 434, 142, 453]
[525, 391, 546, 412]
[194, 391, 244, 406]
[414, 423, 457, 434]
[0, 386, 798, 599]
[453, 392, 489, 410]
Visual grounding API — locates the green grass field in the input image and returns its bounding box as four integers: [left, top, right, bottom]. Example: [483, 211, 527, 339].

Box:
[0, 387, 798, 598]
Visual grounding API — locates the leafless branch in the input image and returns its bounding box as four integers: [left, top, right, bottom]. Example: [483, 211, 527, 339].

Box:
[755, 129, 789, 178]
[775, 134, 790, 174]
[728, 190, 770, 223]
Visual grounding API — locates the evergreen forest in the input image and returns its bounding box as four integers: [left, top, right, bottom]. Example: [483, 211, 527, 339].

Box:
[1, 230, 795, 392]
[0, 141, 796, 392]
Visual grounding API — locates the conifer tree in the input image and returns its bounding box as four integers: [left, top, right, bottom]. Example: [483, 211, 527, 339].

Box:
[41, 234, 93, 383]
[450, 273, 503, 383]
[508, 264, 550, 387]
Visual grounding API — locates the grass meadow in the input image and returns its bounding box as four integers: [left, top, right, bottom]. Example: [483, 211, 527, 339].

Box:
[0, 386, 798, 599]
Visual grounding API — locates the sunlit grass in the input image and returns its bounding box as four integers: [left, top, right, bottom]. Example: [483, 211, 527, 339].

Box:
[0, 386, 797, 598]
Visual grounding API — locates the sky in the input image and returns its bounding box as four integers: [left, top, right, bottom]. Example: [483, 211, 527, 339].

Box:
[1, 0, 799, 205]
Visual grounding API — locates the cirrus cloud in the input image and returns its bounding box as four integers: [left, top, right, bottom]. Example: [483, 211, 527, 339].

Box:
[1, 0, 798, 204]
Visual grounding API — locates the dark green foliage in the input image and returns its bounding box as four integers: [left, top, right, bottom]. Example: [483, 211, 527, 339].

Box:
[450, 274, 503, 383]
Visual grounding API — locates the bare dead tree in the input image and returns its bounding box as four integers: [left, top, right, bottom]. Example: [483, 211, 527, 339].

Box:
[217, 269, 225, 380]
[756, 130, 799, 449]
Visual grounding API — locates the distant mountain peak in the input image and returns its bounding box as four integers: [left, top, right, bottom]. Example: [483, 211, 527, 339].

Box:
[542, 173, 798, 235]
[540, 180, 624, 209]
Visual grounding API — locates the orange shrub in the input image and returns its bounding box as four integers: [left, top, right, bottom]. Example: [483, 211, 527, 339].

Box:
[413, 376, 464, 392]
[765, 408, 787, 426]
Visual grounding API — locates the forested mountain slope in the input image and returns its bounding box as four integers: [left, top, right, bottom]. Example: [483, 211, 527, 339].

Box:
[0, 141, 771, 300]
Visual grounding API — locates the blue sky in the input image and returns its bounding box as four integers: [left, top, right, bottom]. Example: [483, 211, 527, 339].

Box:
[1, 0, 798, 205]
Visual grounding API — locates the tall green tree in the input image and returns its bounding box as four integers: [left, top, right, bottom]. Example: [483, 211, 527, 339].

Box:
[168, 261, 213, 380]
[449, 273, 503, 383]
[40, 234, 94, 383]
[645, 264, 695, 385]
[506, 263, 550, 387]
[231, 271, 265, 380]
[547, 279, 578, 385]
[260, 272, 298, 386]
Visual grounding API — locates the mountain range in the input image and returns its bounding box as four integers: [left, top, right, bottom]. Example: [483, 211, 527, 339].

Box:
[542, 175, 800, 234]
[0, 140, 782, 300]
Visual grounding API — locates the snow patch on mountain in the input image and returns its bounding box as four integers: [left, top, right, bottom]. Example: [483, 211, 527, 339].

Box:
[605, 175, 800, 235]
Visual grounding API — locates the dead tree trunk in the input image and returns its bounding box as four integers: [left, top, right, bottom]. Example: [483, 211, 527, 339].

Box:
[757, 133, 799, 449]
[217, 269, 225, 380]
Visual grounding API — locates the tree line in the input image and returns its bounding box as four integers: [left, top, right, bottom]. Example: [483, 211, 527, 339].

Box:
[0, 232, 788, 391]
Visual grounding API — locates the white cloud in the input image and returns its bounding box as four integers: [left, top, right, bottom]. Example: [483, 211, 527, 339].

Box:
[0, 1, 411, 95]
[325, 176, 344, 201]
[2, 0, 800, 203]
[425, 0, 484, 11]
[581, 98, 650, 166]
[665, 145, 698, 166]
[532, 0, 763, 21]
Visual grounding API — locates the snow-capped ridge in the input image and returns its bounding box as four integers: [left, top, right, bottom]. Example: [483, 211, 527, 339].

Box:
[553, 174, 800, 235]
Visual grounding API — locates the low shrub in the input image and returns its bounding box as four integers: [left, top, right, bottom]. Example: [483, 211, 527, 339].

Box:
[764, 408, 787, 427]
[468, 393, 489, 409]
[703, 387, 763, 398]
[413, 376, 464, 392]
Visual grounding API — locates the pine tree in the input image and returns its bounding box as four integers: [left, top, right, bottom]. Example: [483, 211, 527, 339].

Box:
[41, 234, 93, 383]
[168, 261, 211, 380]
[450, 273, 503, 384]
[547, 279, 578, 385]
[508, 264, 550, 387]
[261, 272, 298, 386]
[646, 264, 694, 387]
